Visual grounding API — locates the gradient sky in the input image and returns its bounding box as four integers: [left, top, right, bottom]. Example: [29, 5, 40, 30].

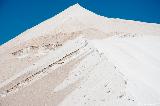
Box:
[0, 0, 160, 45]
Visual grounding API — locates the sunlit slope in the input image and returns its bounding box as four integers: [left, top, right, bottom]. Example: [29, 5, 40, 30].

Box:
[0, 4, 160, 106]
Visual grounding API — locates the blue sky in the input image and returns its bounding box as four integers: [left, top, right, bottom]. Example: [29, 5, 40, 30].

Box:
[0, 0, 160, 45]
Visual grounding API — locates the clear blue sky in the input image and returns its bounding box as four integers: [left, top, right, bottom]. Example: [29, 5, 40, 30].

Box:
[0, 0, 160, 45]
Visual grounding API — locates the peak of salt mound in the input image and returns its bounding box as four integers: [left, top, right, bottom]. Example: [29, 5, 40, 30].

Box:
[60, 3, 94, 17]
[67, 3, 85, 10]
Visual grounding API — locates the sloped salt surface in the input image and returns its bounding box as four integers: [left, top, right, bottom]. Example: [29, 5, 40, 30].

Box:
[57, 54, 137, 106]
[0, 37, 137, 106]
[0, 37, 89, 96]
[0, 3, 160, 106]
[91, 35, 160, 105]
